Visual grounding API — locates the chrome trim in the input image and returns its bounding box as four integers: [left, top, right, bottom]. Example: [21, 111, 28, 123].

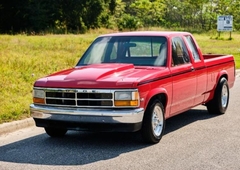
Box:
[30, 104, 144, 124]
[152, 104, 164, 137]
[221, 84, 228, 108]
[34, 87, 139, 93]
[33, 87, 140, 108]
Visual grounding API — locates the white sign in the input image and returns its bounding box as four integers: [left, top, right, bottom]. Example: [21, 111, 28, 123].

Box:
[217, 15, 233, 31]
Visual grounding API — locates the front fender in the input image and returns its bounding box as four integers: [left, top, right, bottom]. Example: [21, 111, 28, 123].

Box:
[144, 87, 169, 111]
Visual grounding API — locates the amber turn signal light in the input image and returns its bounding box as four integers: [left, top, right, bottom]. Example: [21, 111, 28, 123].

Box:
[33, 97, 45, 104]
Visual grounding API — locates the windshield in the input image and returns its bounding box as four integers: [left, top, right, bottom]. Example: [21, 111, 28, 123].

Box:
[77, 36, 167, 66]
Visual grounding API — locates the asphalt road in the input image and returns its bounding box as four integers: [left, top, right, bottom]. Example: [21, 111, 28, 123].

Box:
[0, 76, 240, 170]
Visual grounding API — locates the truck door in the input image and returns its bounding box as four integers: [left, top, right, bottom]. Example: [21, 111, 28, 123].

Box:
[169, 36, 197, 115]
[184, 35, 207, 105]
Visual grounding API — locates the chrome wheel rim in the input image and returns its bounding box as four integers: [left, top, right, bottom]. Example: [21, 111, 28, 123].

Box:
[151, 105, 164, 137]
[221, 84, 228, 108]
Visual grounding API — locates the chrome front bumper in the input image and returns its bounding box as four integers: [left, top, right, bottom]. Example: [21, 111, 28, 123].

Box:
[30, 104, 144, 124]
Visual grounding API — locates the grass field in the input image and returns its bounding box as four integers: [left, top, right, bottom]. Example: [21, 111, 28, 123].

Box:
[0, 30, 239, 124]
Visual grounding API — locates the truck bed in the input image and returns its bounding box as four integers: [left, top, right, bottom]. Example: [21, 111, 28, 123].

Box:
[203, 54, 235, 89]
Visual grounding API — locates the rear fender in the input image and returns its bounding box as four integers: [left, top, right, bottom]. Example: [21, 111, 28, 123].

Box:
[215, 70, 228, 88]
[209, 70, 228, 100]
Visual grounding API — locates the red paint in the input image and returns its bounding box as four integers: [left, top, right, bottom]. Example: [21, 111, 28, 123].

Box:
[33, 31, 235, 119]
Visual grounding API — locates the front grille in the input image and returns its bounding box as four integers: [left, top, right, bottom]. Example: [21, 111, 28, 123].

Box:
[77, 93, 112, 99]
[44, 89, 113, 107]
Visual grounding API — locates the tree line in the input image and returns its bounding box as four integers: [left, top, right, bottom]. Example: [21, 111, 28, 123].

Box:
[0, 0, 239, 34]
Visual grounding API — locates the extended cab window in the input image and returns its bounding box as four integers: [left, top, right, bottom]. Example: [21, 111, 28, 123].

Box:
[77, 36, 167, 66]
[171, 37, 190, 66]
[185, 35, 200, 61]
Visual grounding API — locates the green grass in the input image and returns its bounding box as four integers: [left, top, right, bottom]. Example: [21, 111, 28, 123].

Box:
[0, 30, 239, 124]
[194, 32, 240, 68]
[0, 34, 97, 123]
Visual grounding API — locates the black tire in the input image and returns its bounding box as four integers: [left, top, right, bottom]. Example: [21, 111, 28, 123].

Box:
[206, 77, 229, 114]
[44, 127, 68, 137]
[141, 99, 165, 144]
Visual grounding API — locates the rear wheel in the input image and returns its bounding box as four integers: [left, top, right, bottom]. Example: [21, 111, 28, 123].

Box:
[44, 127, 68, 137]
[141, 99, 165, 144]
[206, 77, 229, 114]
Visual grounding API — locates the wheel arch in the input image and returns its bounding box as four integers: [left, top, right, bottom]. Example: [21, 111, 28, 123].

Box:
[214, 71, 228, 91]
[206, 72, 229, 114]
[144, 88, 168, 113]
[208, 71, 228, 101]
[141, 90, 167, 143]
[216, 70, 228, 83]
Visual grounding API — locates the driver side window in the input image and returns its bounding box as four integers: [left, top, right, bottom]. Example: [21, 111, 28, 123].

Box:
[171, 37, 190, 66]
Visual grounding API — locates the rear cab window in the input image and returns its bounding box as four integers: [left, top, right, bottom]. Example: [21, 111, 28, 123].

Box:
[184, 35, 200, 62]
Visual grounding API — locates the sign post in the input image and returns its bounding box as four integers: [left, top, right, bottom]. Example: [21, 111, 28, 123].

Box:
[217, 15, 233, 39]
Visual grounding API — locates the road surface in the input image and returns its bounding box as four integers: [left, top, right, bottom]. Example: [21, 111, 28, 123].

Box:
[0, 76, 240, 170]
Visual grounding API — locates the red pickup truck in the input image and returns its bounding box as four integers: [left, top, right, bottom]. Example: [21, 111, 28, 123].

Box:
[30, 31, 235, 143]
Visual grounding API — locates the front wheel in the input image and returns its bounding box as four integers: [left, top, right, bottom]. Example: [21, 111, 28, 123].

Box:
[206, 77, 229, 114]
[44, 127, 68, 137]
[141, 100, 165, 144]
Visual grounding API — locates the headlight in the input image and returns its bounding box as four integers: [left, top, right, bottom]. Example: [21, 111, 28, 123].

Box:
[33, 89, 45, 104]
[114, 91, 139, 107]
[33, 89, 45, 98]
[115, 91, 132, 100]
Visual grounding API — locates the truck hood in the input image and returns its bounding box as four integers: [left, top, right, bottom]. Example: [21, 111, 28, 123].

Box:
[34, 64, 168, 88]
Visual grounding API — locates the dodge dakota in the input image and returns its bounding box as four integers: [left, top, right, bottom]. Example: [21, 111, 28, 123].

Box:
[30, 31, 235, 143]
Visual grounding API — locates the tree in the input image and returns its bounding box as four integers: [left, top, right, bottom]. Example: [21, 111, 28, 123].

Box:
[130, 0, 165, 27]
[1, 0, 240, 34]
[0, 0, 29, 33]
